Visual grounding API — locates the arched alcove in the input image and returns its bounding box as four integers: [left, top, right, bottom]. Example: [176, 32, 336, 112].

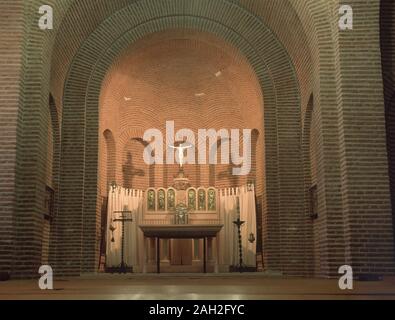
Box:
[99, 30, 264, 192]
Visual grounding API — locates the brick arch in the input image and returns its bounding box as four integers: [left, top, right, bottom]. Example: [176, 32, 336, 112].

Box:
[57, 0, 305, 275]
[48, 0, 328, 114]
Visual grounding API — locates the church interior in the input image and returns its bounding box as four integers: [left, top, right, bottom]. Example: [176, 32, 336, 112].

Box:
[0, 0, 395, 299]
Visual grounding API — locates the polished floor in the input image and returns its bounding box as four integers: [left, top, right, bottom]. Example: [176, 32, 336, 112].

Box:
[1, 273, 395, 300]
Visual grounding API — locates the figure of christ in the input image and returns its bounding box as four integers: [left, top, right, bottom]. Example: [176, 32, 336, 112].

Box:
[169, 142, 193, 168]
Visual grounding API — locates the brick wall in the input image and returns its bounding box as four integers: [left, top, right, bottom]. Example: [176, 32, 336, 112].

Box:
[381, 0, 395, 254]
[0, 0, 24, 276]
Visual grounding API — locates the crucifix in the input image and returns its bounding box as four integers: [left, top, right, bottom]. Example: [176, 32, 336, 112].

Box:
[112, 205, 134, 273]
[169, 142, 193, 169]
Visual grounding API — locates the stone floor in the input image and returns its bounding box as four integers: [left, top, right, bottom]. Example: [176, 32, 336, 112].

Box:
[1, 273, 395, 300]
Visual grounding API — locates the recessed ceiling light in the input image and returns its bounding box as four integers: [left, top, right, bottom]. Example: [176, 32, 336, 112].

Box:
[195, 93, 206, 97]
[124, 97, 131, 101]
[215, 71, 222, 77]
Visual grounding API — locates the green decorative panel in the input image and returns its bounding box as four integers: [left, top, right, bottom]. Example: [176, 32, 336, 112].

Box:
[208, 189, 216, 211]
[158, 189, 166, 211]
[198, 189, 206, 210]
[147, 189, 155, 211]
[188, 189, 196, 210]
[167, 189, 175, 210]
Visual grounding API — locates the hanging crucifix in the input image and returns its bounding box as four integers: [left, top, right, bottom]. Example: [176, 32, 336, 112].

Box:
[169, 141, 193, 169]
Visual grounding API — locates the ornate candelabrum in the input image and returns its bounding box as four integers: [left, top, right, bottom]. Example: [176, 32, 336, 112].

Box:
[233, 217, 246, 273]
[111, 205, 134, 273]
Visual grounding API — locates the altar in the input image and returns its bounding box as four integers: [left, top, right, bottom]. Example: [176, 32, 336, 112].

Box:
[105, 163, 257, 273]
[137, 166, 226, 273]
[139, 224, 223, 273]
